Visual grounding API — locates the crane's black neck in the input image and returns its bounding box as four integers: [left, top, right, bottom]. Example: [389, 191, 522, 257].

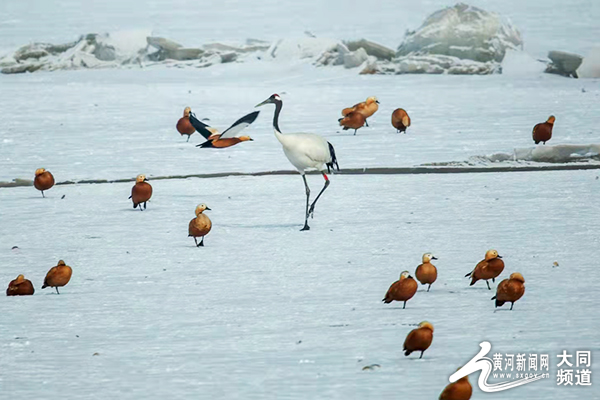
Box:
[273, 100, 282, 133]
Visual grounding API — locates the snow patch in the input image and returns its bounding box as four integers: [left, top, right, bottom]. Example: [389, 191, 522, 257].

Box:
[428, 144, 600, 166]
[578, 46, 600, 79]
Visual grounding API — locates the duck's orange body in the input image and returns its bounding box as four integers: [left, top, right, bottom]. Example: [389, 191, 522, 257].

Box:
[177, 107, 195, 141]
[391, 108, 411, 133]
[403, 321, 434, 358]
[131, 174, 152, 210]
[492, 273, 525, 310]
[341, 97, 379, 125]
[42, 260, 72, 294]
[34, 168, 55, 197]
[199, 136, 253, 148]
[188, 204, 212, 247]
[6, 275, 35, 296]
[466, 250, 504, 290]
[532, 116, 554, 144]
[415, 253, 438, 291]
[440, 376, 472, 400]
[338, 111, 366, 135]
[383, 271, 418, 308]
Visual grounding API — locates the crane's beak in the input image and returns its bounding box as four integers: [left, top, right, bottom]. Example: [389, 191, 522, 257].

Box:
[255, 98, 271, 107]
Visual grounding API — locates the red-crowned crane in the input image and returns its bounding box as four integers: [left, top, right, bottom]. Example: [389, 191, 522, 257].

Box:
[256, 94, 339, 231]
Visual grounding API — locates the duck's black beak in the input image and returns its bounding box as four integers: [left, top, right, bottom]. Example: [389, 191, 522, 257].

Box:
[376, 100, 380, 104]
[497, 255, 503, 259]
[249, 138, 254, 141]
[143, 178, 148, 182]
[205, 207, 212, 211]
[432, 256, 438, 260]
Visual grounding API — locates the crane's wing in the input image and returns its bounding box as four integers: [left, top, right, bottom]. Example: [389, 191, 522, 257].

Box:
[219, 111, 260, 139]
[189, 113, 218, 140]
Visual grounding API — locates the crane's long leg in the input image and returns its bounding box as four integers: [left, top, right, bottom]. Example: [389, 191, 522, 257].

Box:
[308, 173, 330, 218]
[301, 174, 311, 231]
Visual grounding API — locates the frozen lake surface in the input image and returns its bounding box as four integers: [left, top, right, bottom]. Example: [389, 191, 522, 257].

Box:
[1, 1, 599, 397]
[1, 65, 599, 183]
[1, 170, 599, 399]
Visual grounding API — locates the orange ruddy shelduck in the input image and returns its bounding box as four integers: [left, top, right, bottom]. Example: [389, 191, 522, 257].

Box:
[403, 321, 434, 358]
[191, 111, 259, 149]
[130, 174, 153, 211]
[199, 136, 254, 148]
[383, 271, 418, 309]
[391, 108, 411, 133]
[465, 249, 505, 290]
[341, 96, 379, 126]
[532, 115, 555, 145]
[439, 374, 472, 400]
[6, 274, 35, 296]
[188, 204, 212, 247]
[42, 260, 72, 294]
[492, 272, 525, 310]
[338, 111, 366, 135]
[34, 168, 55, 197]
[415, 253, 438, 292]
[176, 107, 196, 142]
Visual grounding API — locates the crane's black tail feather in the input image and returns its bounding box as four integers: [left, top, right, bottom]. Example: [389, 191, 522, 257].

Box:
[326, 142, 340, 173]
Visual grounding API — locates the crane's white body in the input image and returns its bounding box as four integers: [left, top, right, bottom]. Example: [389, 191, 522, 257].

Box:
[257, 94, 337, 230]
[274, 131, 331, 173]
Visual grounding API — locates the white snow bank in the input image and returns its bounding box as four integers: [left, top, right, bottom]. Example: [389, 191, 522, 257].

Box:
[501, 50, 545, 75]
[578, 46, 600, 78]
[268, 37, 341, 61]
[376, 54, 499, 75]
[431, 144, 600, 166]
[390, 3, 522, 75]
[397, 3, 522, 63]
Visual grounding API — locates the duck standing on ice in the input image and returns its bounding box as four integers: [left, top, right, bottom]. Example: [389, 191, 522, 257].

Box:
[176, 107, 196, 142]
[6, 274, 35, 296]
[532, 115, 555, 144]
[338, 111, 366, 135]
[42, 260, 72, 294]
[341, 96, 379, 126]
[130, 174, 153, 211]
[465, 249, 504, 290]
[415, 253, 438, 292]
[188, 204, 212, 247]
[34, 168, 55, 197]
[491, 272, 525, 310]
[403, 321, 434, 358]
[391, 108, 411, 133]
[383, 271, 418, 308]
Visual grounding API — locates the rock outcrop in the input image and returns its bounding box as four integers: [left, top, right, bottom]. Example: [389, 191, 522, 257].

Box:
[544, 50, 583, 78]
[393, 3, 522, 75]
